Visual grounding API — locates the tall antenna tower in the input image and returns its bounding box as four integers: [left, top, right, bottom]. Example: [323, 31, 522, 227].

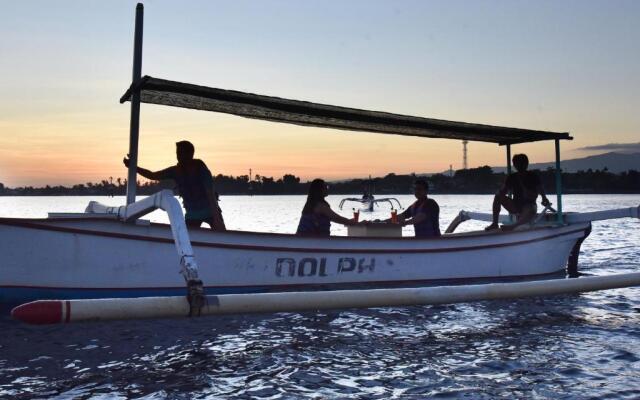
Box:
[462, 140, 468, 170]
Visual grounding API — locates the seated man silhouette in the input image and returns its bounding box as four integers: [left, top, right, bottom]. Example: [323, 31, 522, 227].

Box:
[123, 140, 226, 230]
[394, 179, 441, 238]
[486, 153, 551, 231]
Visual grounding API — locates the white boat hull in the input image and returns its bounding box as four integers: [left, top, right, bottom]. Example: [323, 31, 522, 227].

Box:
[0, 217, 590, 304]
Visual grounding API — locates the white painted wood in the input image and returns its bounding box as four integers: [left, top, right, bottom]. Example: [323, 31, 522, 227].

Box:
[564, 206, 639, 223]
[86, 190, 199, 281]
[60, 272, 640, 323]
[0, 218, 588, 303]
[460, 206, 639, 225]
[347, 223, 402, 237]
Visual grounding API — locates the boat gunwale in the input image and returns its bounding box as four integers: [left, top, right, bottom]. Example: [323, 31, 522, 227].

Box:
[0, 216, 590, 254]
[0, 215, 576, 240]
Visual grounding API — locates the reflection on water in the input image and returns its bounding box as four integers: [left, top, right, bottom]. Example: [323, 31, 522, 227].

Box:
[1, 194, 639, 398]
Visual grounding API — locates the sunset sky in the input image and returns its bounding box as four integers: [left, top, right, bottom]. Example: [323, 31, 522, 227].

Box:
[1, 0, 638, 187]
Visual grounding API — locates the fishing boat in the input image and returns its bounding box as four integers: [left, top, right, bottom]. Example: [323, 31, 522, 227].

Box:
[339, 176, 403, 212]
[2, 3, 639, 313]
[339, 193, 403, 212]
[339, 177, 403, 212]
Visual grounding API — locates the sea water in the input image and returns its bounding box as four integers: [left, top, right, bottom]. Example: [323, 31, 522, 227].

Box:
[1, 194, 639, 398]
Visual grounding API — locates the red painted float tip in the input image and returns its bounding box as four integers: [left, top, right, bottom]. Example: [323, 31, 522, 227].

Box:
[11, 300, 64, 325]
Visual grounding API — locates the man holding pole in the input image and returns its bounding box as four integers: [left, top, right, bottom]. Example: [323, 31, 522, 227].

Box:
[123, 140, 226, 230]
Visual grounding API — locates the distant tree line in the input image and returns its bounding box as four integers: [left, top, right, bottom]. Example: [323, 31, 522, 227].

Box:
[1, 167, 638, 196]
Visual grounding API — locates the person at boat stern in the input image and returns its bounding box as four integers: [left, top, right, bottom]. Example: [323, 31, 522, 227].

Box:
[123, 140, 226, 230]
[485, 153, 551, 231]
[393, 179, 441, 238]
[297, 179, 359, 236]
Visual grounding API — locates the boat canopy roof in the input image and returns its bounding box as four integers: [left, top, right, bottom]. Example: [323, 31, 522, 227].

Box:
[121, 76, 572, 145]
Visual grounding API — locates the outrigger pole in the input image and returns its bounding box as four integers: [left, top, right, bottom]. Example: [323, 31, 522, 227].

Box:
[125, 3, 144, 205]
[12, 272, 640, 324]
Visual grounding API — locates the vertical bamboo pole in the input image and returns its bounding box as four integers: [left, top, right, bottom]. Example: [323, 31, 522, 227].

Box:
[554, 139, 564, 223]
[126, 4, 144, 205]
[506, 144, 513, 222]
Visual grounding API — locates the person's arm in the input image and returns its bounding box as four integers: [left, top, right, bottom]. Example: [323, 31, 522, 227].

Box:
[380, 206, 410, 223]
[316, 203, 357, 226]
[403, 200, 438, 227]
[402, 212, 427, 226]
[536, 178, 551, 207]
[123, 156, 173, 181]
[497, 177, 510, 196]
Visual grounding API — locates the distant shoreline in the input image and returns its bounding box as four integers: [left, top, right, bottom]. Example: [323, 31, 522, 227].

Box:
[2, 191, 639, 197]
[2, 166, 638, 196]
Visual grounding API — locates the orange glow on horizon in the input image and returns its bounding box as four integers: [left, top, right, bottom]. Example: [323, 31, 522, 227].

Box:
[0, 108, 579, 188]
[0, 87, 634, 188]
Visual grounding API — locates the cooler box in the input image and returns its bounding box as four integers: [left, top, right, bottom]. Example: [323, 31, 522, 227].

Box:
[347, 223, 402, 237]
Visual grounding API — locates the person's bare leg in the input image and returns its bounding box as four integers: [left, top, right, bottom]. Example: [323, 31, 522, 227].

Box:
[211, 209, 226, 231]
[486, 194, 507, 230]
[185, 219, 203, 229]
[500, 206, 535, 231]
[487, 195, 520, 231]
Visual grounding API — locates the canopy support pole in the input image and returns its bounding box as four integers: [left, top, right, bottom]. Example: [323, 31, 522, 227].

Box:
[554, 139, 564, 223]
[505, 143, 514, 222]
[126, 3, 144, 205]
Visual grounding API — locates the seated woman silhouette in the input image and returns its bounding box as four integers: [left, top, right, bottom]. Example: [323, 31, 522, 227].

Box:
[296, 179, 358, 236]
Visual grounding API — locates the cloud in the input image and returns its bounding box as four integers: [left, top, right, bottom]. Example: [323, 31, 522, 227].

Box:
[576, 142, 640, 152]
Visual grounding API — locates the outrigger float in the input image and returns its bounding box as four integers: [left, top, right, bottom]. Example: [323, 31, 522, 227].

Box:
[5, 4, 640, 324]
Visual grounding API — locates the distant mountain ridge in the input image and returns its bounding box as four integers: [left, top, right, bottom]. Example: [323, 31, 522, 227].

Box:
[490, 152, 640, 174]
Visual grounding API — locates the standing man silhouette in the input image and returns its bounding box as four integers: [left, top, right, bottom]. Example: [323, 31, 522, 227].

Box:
[124, 140, 226, 230]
